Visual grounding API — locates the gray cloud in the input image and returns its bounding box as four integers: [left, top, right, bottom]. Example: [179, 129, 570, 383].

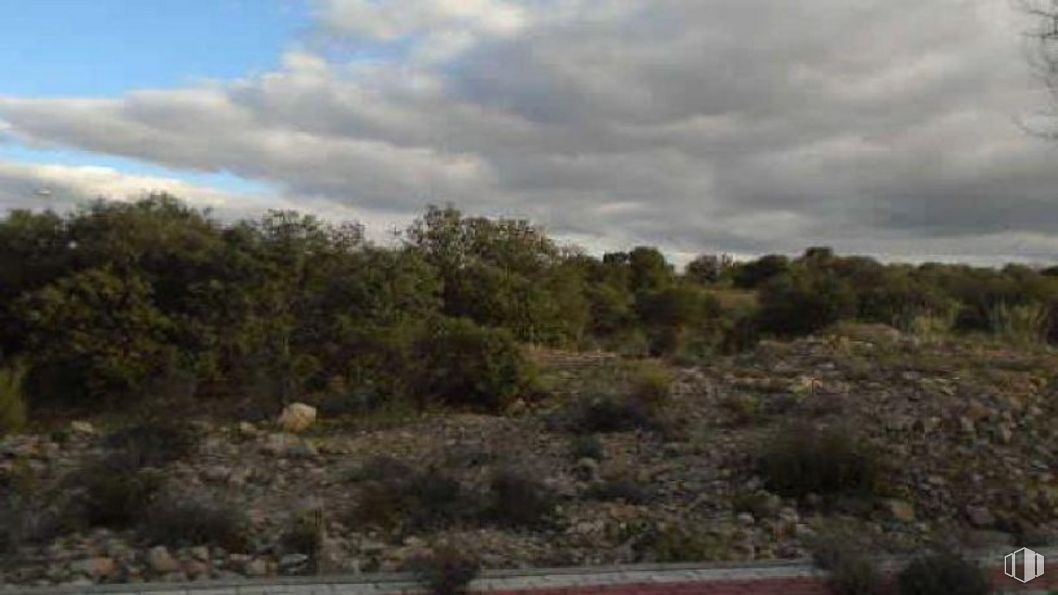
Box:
[2, 0, 1057, 264]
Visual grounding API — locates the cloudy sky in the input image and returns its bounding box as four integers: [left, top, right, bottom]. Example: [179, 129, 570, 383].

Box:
[1, 0, 1057, 264]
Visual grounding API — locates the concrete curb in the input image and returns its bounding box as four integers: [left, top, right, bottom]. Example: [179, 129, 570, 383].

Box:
[5, 546, 1056, 595]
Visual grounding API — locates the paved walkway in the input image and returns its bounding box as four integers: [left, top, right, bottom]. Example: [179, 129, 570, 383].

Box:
[5, 548, 1056, 595]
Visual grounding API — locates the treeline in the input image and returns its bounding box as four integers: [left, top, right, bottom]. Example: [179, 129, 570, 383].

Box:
[0, 195, 1056, 420]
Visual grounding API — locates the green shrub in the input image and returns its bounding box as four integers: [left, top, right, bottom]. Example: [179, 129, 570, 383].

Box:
[568, 434, 605, 460]
[69, 460, 163, 529]
[897, 553, 990, 595]
[811, 536, 882, 595]
[485, 468, 556, 528]
[584, 479, 650, 504]
[415, 318, 534, 412]
[140, 494, 251, 551]
[757, 269, 856, 338]
[637, 524, 725, 562]
[351, 466, 473, 531]
[988, 301, 1050, 346]
[105, 417, 200, 469]
[0, 361, 27, 434]
[571, 395, 656, 434]
[720, 394, 762, 427]
[627, 360, 673, 407]
[409, 546, 480, 595]
[758, 426, 881, 500]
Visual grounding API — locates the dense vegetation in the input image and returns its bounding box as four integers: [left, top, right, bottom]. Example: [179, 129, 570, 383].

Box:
[1, 195, 1056, 427]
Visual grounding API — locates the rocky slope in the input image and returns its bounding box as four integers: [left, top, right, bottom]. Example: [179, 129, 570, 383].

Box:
[1, 325, 1056, 588]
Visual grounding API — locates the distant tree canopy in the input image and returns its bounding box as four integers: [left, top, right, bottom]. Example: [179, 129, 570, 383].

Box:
[1, 195, 1056, 415]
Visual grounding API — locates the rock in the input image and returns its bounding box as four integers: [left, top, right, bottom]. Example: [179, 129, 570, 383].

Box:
[279, 553, 310, 573]
[237, 421, 258, 437]
[69, 557, 116, 579]
[573, 458, 599, 482]
[736, 512, 756, 526]
[189, 546, 210, 562]
[261, 433, 317, 458]
[182, 560, 210, 580]
[966, 505, 996, 528]
[277, 403, 317, 433]
[202, 466, 231, 483]
[69, 421, 96, 435]
[886, 499, 915, 523]
[959, 416, 976, 434]
[147, 546, 180, 574]
[506, 399, 528, 416]
[244, 557, 270, 577]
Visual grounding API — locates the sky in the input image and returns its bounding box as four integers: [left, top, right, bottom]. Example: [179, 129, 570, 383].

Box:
[1, 0, 1057, 265]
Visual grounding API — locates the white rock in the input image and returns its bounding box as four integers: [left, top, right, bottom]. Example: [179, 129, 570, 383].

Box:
[277, 403, 317, 433]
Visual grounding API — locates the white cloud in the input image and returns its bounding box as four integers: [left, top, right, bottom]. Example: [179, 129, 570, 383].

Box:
[1, 0, 1057, 263]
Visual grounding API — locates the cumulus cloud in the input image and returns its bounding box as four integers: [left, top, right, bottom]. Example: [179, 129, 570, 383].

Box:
[2, 0, 1057, 263]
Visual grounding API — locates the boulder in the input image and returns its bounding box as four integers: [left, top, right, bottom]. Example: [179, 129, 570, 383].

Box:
[147, 546, 180, 574]
[886, 499, 915, 523]
[277, 403, 317, 433]
[966, 505, 996, 528]
[69, 421, 96, 435]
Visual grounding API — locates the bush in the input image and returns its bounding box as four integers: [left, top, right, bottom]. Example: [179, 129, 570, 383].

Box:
[568, 434, 605, 460]
[627, 360, 673, 407]
[485, 468, 556, 528]
[68, 460, 163, 529]
[409, 546, 480, 595]
[140, 494, 251, 550]
[811, 537, 882, 595]
[0, 361, 27, 434]
[104, 417, 200, 469]
[988, 301, 1050, 345]
[585, 479, 650, 504]
[351, 466, 472, 531]
[897, 553, 990, 595]
[636, 524, 725, 562]
[571, 395, 656, 434]
[757, 269, 857, 338]
[758, 426, 881, 500]
[415, 318, 535, 412]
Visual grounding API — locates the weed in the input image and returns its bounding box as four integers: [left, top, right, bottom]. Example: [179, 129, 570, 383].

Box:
[0, 361, 28, 435]
[758, 425, 882, 500]
[584, 479, 650, 505]
[568, 434, 605, 460]
[897, 552, 989, 595]
[105, 417, 200, 469]
[571, 395, 655, 434]
[409, 546, 480, 595]
[485, 468, 556, 528]
[627, 360, 673, 407]
[139, 494, 251, 551]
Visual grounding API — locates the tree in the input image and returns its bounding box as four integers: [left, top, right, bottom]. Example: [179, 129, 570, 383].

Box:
[685, 254, 733, 284]
[1024, 0, 1058, 135]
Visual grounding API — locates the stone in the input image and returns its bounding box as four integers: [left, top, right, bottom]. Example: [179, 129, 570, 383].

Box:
[886, 499, 915, 523]
[736, 512, 756, 526]
[69, 421, 96, 435]
[147, 546, 180, 574]
[966, 505, 995, 528]
[189, 546, 210, 562]
[182, 560, 210, 580]
[244, 557, 270, 577]
[279, 553, 310, 572]
[277, 402, 317, 433]
[69, 557, 116, 579]
[573, 457, 599, 482]
[959, 416, 976, 434]
[237, 421, 258, 437]
[261, 432, 317, 458]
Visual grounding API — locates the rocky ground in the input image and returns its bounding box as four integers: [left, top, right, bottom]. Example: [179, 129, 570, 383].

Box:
[1, 324, 1056, 589]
